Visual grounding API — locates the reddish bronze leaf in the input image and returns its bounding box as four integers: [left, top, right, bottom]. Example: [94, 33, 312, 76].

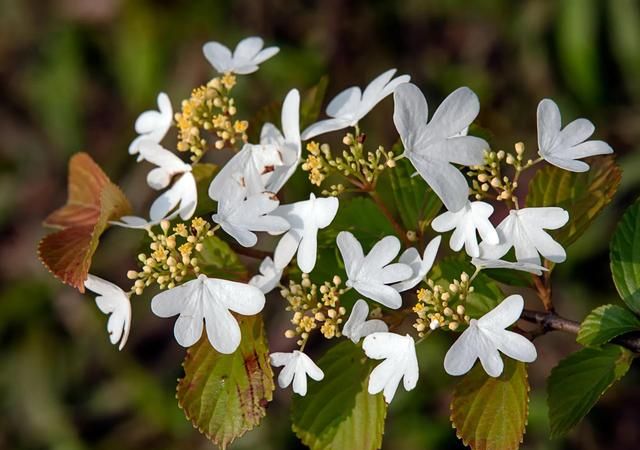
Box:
[38, 153, 131, 292]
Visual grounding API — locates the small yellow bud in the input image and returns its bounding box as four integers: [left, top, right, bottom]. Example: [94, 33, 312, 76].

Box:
[127, 270, 138, 279]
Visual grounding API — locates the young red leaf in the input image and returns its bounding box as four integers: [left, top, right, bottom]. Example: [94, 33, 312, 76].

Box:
[38, 153, 131, 292]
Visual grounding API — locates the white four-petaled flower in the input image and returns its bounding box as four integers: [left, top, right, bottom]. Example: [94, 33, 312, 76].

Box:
[151, 274, 265, 354]
[270, 350, 324, 396]
[129, 92, 173, 160]
[249, 257, 283, 294]
[301, 69, 410, 140]
[393, 83, 489, 212]
[363, 332, 419, 403]
[444, 294, 537, 377]
[537, 98, 613, 172]
[432, 201, 498, 257]
[479, 207, 569, 265]
[392, 236, 441, 292]
[84, 275, 132, 351]
[337, 231, 413, 309]
[212, 187, 290, 248]
[273, 194, 339, 273]
[203, 36, 279, 75]
[342, 299, 388, 343]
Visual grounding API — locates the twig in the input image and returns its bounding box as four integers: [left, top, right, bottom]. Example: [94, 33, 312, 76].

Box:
[519, 309, 640, 353]
[367, 190, 410, 245]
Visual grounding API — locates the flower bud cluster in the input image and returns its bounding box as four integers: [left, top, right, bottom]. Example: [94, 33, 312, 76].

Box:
[301, 131, 396, 192]
[174, 74, 248, 161]
[412, 273, 473, 338]
[280, 274, 347, 347]
[127, 217, 214, 294]
[467, 142, 534, 204]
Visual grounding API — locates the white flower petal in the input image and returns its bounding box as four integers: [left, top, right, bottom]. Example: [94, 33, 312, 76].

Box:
[444, 324, 481, 376]
[84, 275, 132, 350]
[477, 294, 524, 330]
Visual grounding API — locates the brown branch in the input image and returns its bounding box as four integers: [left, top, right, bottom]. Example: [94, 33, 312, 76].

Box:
[520, 309, 640, 353]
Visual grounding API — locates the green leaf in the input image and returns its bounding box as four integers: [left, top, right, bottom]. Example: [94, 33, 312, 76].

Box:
[322, 197, 395, 248]
[176, 316, 274, 449]
[292, 341, 386, 450]
[380, 155, 442, 233]
[611, 199, 640, 315]
[192, 162, 218, 217]
[430, 258, 503, 317]
[527, 155, 621, 247]
[547, 345, 633, 438]
[577, 304, 640, 346]
[450, 359, 529, 450]
[300, 76, 329, 130]
[197, 234, 248, 281]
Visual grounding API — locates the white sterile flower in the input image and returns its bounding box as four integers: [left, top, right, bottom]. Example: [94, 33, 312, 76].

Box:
[363, 332, 419, 404]
[151, 274, 265, 354]
[392, 236, 441, 292]
[129, 92, 173, 159]
[272, 194, 339, 273]
[537, 98, 613, 172]
[84, 275, 132, 351]
[432, 201, 498, 257]
[139, 141, 192, 190]
[260, 89, 301, 193]
[444, 294, 537, 377]
[301, 69, 410, 140]
[471, 257, 547, 276]
[393, 83, 489, 212]
[212, 186, 289, 248]
[479, 207, 569, 266]
[149, 172, 198, 222]
[203, 36, 279, 75]
[270, 350, 324, 396]
[249, 257, 283, 294]
[337, 231, 413, 309]
[342, 299, 388, 343]
[208, 143, 284, 201]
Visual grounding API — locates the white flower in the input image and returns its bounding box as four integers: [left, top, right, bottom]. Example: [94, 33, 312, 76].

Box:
[363, 332, 419, 404]
[208, 143, 284, 201]
[249, 257, 283, 294]
[342, 299, 388, 343]
[537, 98, 613, 172]
[203, 36, 279, 75]
[337, 231, 413, 309]
[212, 187, 289, 248]
[151, 274, 265, 354]
[208, 90, 301, 200]
[392, 236, 441, 292]
[84, 275, 132, 351]
[471, 257, 547, 276]
[110, 215, 160, 229]
[301, 69, 410, 140]
[260, 89, 301, 193]
[272, 194, 339, 273]
[270, 350, 324, 396]
[479, 207, 569, 266]
[129, 92, 173, 159]
[444, 294, 537, 377]
[149, 172, 198, 222]
[393, 83, 489, 212]
[432, 201, 498, 257]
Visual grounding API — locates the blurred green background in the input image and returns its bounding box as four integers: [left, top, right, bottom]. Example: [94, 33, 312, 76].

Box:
[2, 0, 640, 449]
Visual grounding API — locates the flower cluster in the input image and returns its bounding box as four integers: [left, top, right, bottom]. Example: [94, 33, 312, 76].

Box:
[413, 275, 473, 337]
[281, 274, 347, 346]
[63, 34, 616, 420]
[467, 143, 536, 205]
[175, 75, 248, 160]
[301, 132, 395, 193]
[127, 218, 214, 293]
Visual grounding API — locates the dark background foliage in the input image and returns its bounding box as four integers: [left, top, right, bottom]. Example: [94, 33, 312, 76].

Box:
[2, 0, 640, 448]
